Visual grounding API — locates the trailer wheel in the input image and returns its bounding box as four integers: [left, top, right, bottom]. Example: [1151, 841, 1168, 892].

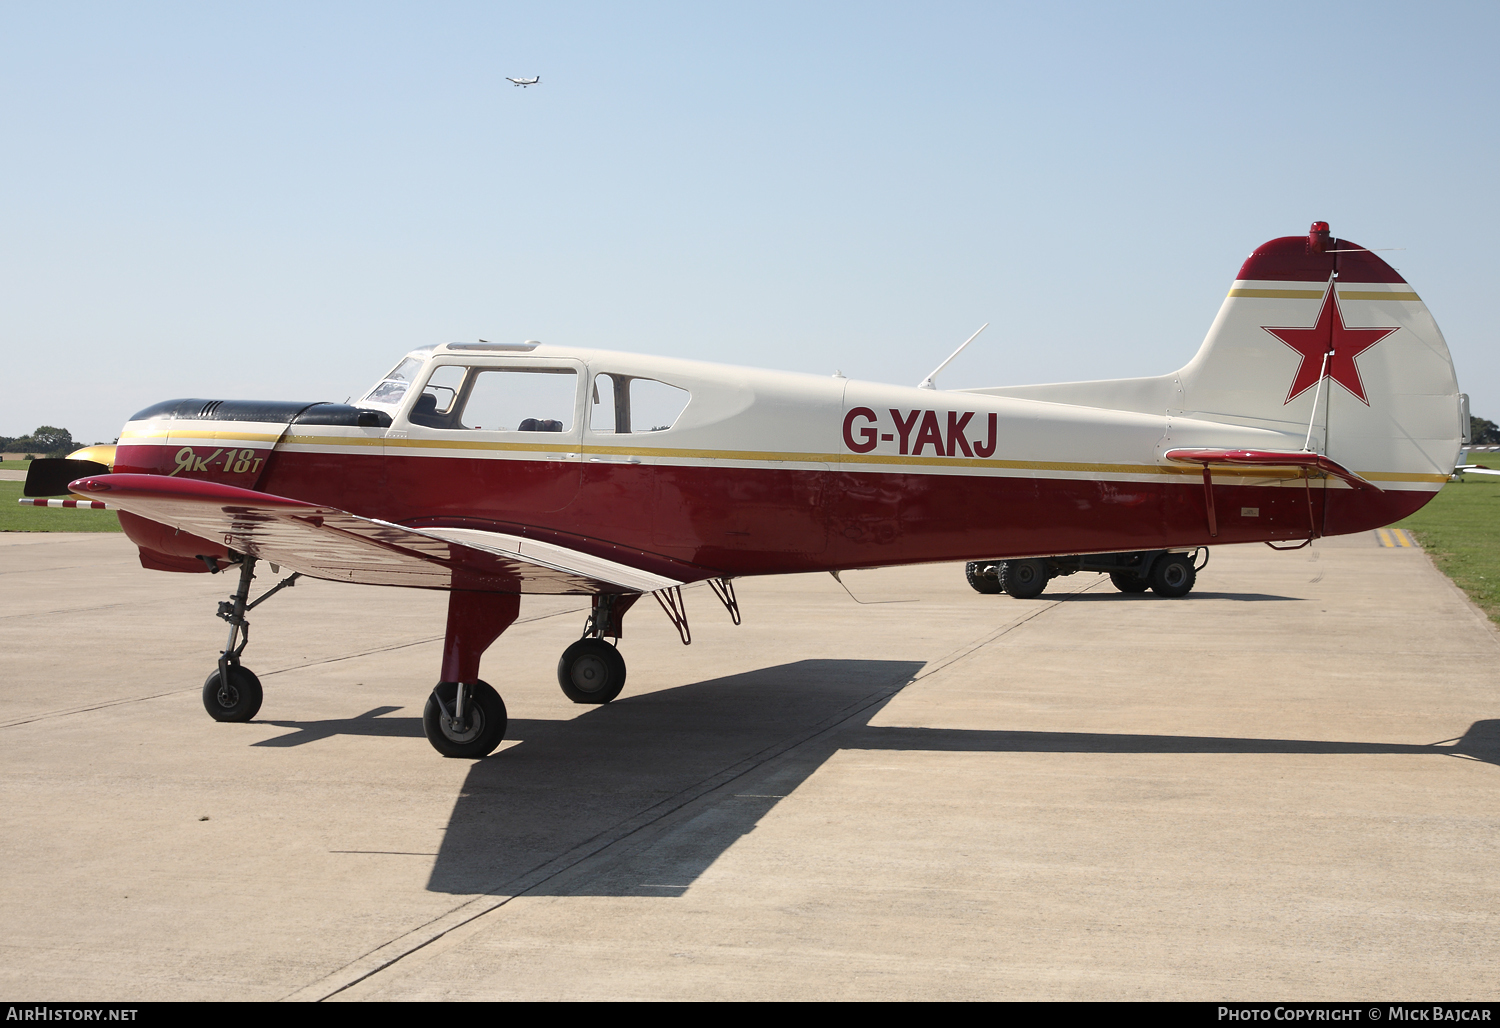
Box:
[1000, 559, 1049, 599]
[1149, 554, 1196, 597]
[965, 562, 1001, 594]
[1110, 572, 1149, 594]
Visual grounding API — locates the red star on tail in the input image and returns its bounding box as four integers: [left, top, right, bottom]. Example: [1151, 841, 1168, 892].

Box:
[1264, 281, 1397, 406]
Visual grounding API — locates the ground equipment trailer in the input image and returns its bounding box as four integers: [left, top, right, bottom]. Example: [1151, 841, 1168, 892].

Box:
[965, 549, 1207, 599]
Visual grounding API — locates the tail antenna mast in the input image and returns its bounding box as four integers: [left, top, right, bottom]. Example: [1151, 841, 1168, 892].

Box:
[918, 322, 988, 390]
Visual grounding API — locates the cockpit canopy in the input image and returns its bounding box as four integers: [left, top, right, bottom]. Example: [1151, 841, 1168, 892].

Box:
[357, 345, 693, 435]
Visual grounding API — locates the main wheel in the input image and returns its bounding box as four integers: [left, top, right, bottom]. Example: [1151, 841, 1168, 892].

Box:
[202, 665, 263, 722]
[423, 680, 507, 758]
[557, 638, 627, 704]
[1110, 571, 1150, 593]
[965, 561, 1001, 594]
[1000, 559, 1050, 599]
[1148, 554, 1197, 597]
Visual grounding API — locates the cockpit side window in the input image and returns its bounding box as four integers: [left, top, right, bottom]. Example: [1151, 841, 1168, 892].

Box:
[408, 365, 466, 428]
[589, 373, 691, 434]
[408, 365, 578, 432]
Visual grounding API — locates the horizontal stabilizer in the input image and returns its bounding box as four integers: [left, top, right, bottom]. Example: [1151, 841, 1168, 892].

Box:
[1163, 448, 1378, 491]
[69, 474, 682, 595]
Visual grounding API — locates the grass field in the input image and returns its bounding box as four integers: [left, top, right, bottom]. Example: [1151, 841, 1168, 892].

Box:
[0, 481, 123, 533]
[1395, 475, 1500, 623]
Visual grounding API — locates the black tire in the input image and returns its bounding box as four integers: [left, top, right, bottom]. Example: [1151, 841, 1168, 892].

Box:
[557, 638, 627, 704]
[1148, 554, 1196, 598]
[202, 665, 263, 722]
[1000, 559, 1050, 599]
[423, 680, 507, 758]
[1110, 571, 1150, 593]
[965, 561, 1001, 594]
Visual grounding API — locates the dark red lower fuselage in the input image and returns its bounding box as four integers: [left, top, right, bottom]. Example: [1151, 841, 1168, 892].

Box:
[116, 443, 1434, 583]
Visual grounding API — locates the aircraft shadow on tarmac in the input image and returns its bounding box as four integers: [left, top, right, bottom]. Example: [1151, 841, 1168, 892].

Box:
[248, 661, 1500, 898]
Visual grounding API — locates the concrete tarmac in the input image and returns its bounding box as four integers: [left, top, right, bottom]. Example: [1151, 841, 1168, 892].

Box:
[1, 531, 1497, 1000]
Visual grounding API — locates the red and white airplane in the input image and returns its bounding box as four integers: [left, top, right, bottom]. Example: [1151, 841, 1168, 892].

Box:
[25, 222, 1465, 757]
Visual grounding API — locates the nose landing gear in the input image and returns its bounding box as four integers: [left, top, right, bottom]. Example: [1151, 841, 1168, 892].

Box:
[201, 555, 300, 723]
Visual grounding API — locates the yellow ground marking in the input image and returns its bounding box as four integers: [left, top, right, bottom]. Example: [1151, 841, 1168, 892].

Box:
[1375, 528, 1415, 548]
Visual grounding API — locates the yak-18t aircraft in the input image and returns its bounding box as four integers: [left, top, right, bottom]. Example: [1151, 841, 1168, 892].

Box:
[24, 222, 1465, 757]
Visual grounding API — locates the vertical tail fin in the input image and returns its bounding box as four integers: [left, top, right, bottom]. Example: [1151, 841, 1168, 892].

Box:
[966, 223, 1463, 534]
[1178, 223, 1461, 492]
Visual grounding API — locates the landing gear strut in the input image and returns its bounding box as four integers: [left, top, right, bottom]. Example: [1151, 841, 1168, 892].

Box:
[423, 591, 520, 758]
[202, 555, 300, 722]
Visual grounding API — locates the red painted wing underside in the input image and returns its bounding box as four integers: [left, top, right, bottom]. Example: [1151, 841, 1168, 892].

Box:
[69, 474, 682, 594]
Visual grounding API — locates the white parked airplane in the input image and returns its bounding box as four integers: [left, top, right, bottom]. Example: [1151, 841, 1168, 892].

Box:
[1452, 451, 1500, 478]
[507, 76, 540, 87]
[22, 221, 1467, 759]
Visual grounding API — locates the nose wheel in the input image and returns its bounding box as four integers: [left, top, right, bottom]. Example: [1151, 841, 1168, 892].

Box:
[558, 638, 627, 704]
[202, 665, 263, 722]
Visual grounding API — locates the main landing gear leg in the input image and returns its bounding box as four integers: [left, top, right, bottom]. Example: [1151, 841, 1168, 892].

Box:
[557, 593, 636, 705]
[202, 556, 303, 723]
[422, 590, 519, 758]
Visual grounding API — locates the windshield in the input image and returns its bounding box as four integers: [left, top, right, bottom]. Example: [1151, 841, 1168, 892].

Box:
[359, 356, 425, 408]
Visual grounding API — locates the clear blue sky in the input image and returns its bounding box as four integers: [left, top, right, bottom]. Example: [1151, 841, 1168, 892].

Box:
[2, 1, 1496, 444]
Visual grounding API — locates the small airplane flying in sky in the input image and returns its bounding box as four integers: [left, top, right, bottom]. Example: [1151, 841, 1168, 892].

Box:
[506, 75, 539, 87]
[24, 222, 1466, 759]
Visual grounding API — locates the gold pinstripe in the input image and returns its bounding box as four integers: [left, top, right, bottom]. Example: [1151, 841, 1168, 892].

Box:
[1227, 288, 1326, 299]
[1338, 290, 1421, 301]
[123, 428, 1449, 484]
[1226, 287, 1422, 301]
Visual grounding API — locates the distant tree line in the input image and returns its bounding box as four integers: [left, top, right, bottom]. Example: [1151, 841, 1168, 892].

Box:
[0, 426, 78, 458]
[1472, 417, 1500, 446]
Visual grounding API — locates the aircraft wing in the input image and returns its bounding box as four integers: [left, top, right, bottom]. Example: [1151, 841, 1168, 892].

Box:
[70, 473, 682, 595]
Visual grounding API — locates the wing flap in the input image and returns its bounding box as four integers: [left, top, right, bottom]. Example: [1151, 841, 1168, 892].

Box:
[70, 474, 681, 594]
